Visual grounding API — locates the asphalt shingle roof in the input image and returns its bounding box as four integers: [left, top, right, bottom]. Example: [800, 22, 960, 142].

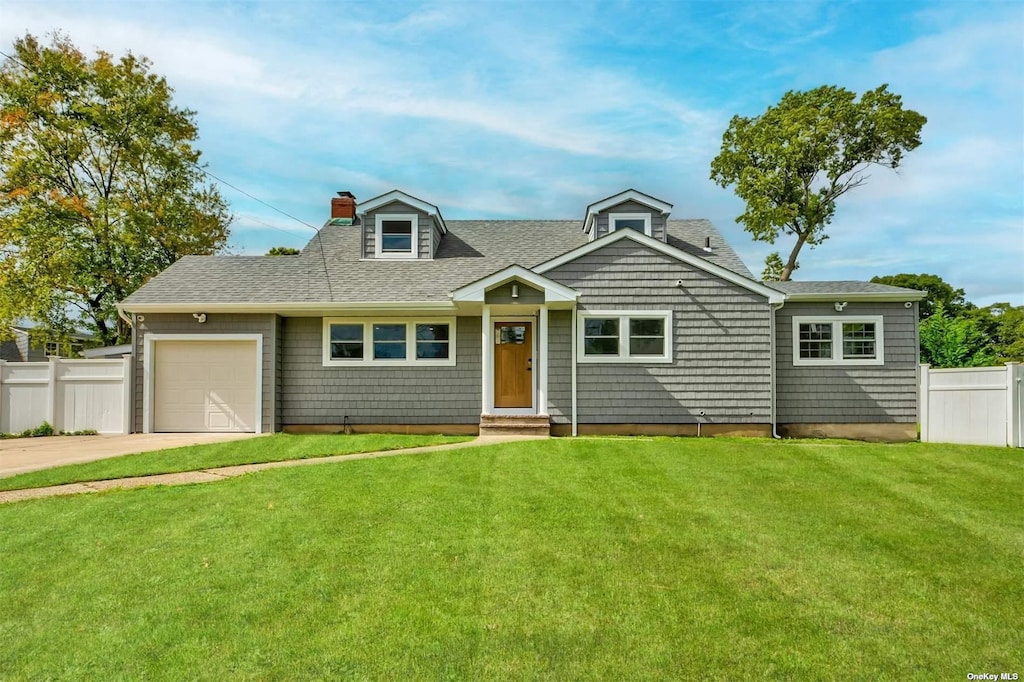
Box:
[121, 219, 756, 306]
[765, 281, 925, 296]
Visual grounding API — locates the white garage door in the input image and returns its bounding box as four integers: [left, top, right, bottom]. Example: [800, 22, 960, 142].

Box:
[153, 340, 258, 432]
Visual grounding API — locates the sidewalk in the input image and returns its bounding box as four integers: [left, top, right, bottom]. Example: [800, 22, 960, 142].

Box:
[0, 435, 541, 505]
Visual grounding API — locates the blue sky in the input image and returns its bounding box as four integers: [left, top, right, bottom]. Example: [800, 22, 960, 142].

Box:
[2, 0, 1022, 305]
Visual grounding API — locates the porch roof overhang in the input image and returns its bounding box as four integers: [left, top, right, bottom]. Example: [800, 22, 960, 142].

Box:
[449, 265, 579, 309]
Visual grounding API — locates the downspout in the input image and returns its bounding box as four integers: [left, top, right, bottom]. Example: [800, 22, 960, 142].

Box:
[571, 306, 578, 436]
[770, 299, 785, 439]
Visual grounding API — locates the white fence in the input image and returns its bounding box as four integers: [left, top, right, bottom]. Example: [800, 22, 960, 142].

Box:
[0, 357, 132, 435]
[920, 363, 1022, 447]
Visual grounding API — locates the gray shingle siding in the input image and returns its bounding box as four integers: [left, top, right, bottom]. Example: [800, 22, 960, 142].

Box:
[545, 240, 772, 424]
[279, 316, 481, 425]
[133, 313, 278, 433]
[593, 200, 667, 241]
[547, 310, 572, 424]
[485, 281, 544, 305]
[776, 302, 918, 423]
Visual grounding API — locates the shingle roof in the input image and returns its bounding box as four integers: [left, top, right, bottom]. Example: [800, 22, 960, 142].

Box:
[765, 281, 925, 297]
[121, 219, 756, 306]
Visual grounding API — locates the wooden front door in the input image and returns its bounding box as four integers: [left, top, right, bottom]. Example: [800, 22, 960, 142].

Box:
[494, 322, 532, 408]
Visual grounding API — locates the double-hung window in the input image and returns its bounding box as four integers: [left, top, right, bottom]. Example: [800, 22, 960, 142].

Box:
[579, 311, 672, 363]
[374, 214, 418, 258]
[323, 318, 455, 366]
[792, 316, 884, 366]
[608, 212, 652, 237]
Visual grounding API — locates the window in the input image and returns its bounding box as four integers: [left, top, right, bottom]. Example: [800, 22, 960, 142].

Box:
[578, 311, 672, 363]
[329, 324, 364, 360]
[609, 212, 652, 237]
[44, 341, 60, 357]
[374, 214, 418, 258]
[323, 318, 455, 366]
[792, 316, 884, 366]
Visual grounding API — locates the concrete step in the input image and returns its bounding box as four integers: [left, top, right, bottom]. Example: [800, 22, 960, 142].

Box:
[479, 414, 551, 437]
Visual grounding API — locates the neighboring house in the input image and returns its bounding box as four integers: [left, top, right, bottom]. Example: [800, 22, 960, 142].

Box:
[0, 326, 89, 362]
[118, 188, 925, 440]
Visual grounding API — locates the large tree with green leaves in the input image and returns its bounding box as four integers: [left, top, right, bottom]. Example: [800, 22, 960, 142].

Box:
[0, 33, 231, 346]
[871, 273, 972, 320]
[710, 85, 926, 281]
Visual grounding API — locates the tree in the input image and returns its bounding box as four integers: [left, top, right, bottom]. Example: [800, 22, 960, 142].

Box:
[919, 303, 996, 368]
[266, 246, 300, 256]
[963, 302, 1024, 363]
[710, 85, 926, 281]
[0, 33, 231, 347]
[870, 273, 971, 320]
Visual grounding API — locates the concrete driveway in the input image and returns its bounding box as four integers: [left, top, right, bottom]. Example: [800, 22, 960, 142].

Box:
[0, 433, 258, 477]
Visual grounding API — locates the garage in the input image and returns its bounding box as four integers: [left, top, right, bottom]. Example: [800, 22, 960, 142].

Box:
[149, 337, 260, 433]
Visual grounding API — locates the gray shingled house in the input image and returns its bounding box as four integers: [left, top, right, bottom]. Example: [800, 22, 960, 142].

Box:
[118, 189, 925, 440]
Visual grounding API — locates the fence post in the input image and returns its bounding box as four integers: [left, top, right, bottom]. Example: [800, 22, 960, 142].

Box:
[48, 356, 59, 430]
[0, 359, 5, 433]
[1007, 363, 1021, 448]
[122, 354, 133, 434]
[919, 364, 930, 443]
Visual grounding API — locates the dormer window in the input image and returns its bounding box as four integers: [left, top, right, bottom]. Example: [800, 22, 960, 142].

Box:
[375, 214, 418, 258]
[609, 212, 652, 237]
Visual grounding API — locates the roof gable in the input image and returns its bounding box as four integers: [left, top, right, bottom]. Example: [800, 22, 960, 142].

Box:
[450, 265, 578, 304]
[357, 190, 447, 233]
[534, 228, 784, 303]
[584, 189, 672, 235]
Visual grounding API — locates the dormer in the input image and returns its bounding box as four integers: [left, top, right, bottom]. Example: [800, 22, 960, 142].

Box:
[582, 189, 673, 242]
[356, 190, 448, 260]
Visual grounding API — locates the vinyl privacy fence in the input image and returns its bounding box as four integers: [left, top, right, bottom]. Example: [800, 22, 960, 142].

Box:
[0, 357, 132, 435]
[920, 363, 1022, 447]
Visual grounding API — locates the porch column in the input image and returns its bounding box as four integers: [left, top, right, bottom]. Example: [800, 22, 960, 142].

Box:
[481, 305, 492, 414]
[538, 306, 548, 416]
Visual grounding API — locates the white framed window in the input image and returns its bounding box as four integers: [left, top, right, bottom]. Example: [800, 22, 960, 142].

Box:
[374, 214, 418, 258]
[792, 316, 884, 366]
[323, 318, 455, 366]
[578, 310, 672, 363]
[44, 341, 60, 357]
[608, 212, 652, 237]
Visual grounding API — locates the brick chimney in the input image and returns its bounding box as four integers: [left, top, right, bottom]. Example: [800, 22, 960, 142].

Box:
[331, 191, 356, 221]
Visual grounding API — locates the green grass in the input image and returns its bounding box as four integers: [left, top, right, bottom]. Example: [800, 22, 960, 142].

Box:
[0, 433, 471, 491]
[1, 437, 1021, 679]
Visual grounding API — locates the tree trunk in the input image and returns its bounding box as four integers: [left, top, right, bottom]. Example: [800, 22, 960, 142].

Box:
[781, 234, 807, 281]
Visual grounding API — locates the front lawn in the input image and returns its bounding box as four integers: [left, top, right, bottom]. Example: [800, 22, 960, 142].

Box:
[0, 433, 471, 491]
[1, 438, 1020, 679]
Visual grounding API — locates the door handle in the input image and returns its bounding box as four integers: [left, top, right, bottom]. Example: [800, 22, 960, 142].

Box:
[527, 358, 532, 371]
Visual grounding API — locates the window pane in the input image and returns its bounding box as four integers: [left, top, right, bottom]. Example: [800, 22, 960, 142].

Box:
[630, 336, 664, 356]
[584, 337, 619, 355]
[374, 342, 407, 359]
[331, 341, 363, 359]
[416, 324, 449, 342]
[842, 323, 876, 359]
[330, 324, 362, 342]
[584, 318, 618, 337]
[798, 323, 832, 359]
[498, 325, 527, 345]
[416, 342, 449, 359]
[373, 324, 406, 342]
[380, 220, 412, 252]
[373, 323, 407, 360]
[614, 218, 646, 232]
[629, 318, 664, 337]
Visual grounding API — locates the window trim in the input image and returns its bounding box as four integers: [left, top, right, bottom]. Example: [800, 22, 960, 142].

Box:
[577, 310, 672, 364]
[374, 213, 419, 259]
[791, 315, 884, 366]
[322, 317, 456, 366]
[608, 212, 652, 237]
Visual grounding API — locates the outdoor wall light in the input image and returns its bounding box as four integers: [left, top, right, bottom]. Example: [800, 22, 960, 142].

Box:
[193, 313, 207, 323]
[834, 301, 848, 312]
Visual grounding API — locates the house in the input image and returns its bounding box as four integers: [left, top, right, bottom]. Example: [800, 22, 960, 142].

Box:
[0, 325, 89, 362]
[118, 189, 925, 440]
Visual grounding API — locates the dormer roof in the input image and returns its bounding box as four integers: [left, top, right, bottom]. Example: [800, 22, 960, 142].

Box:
[583, 189, 673, 235]
[357, 189, 448, 234]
